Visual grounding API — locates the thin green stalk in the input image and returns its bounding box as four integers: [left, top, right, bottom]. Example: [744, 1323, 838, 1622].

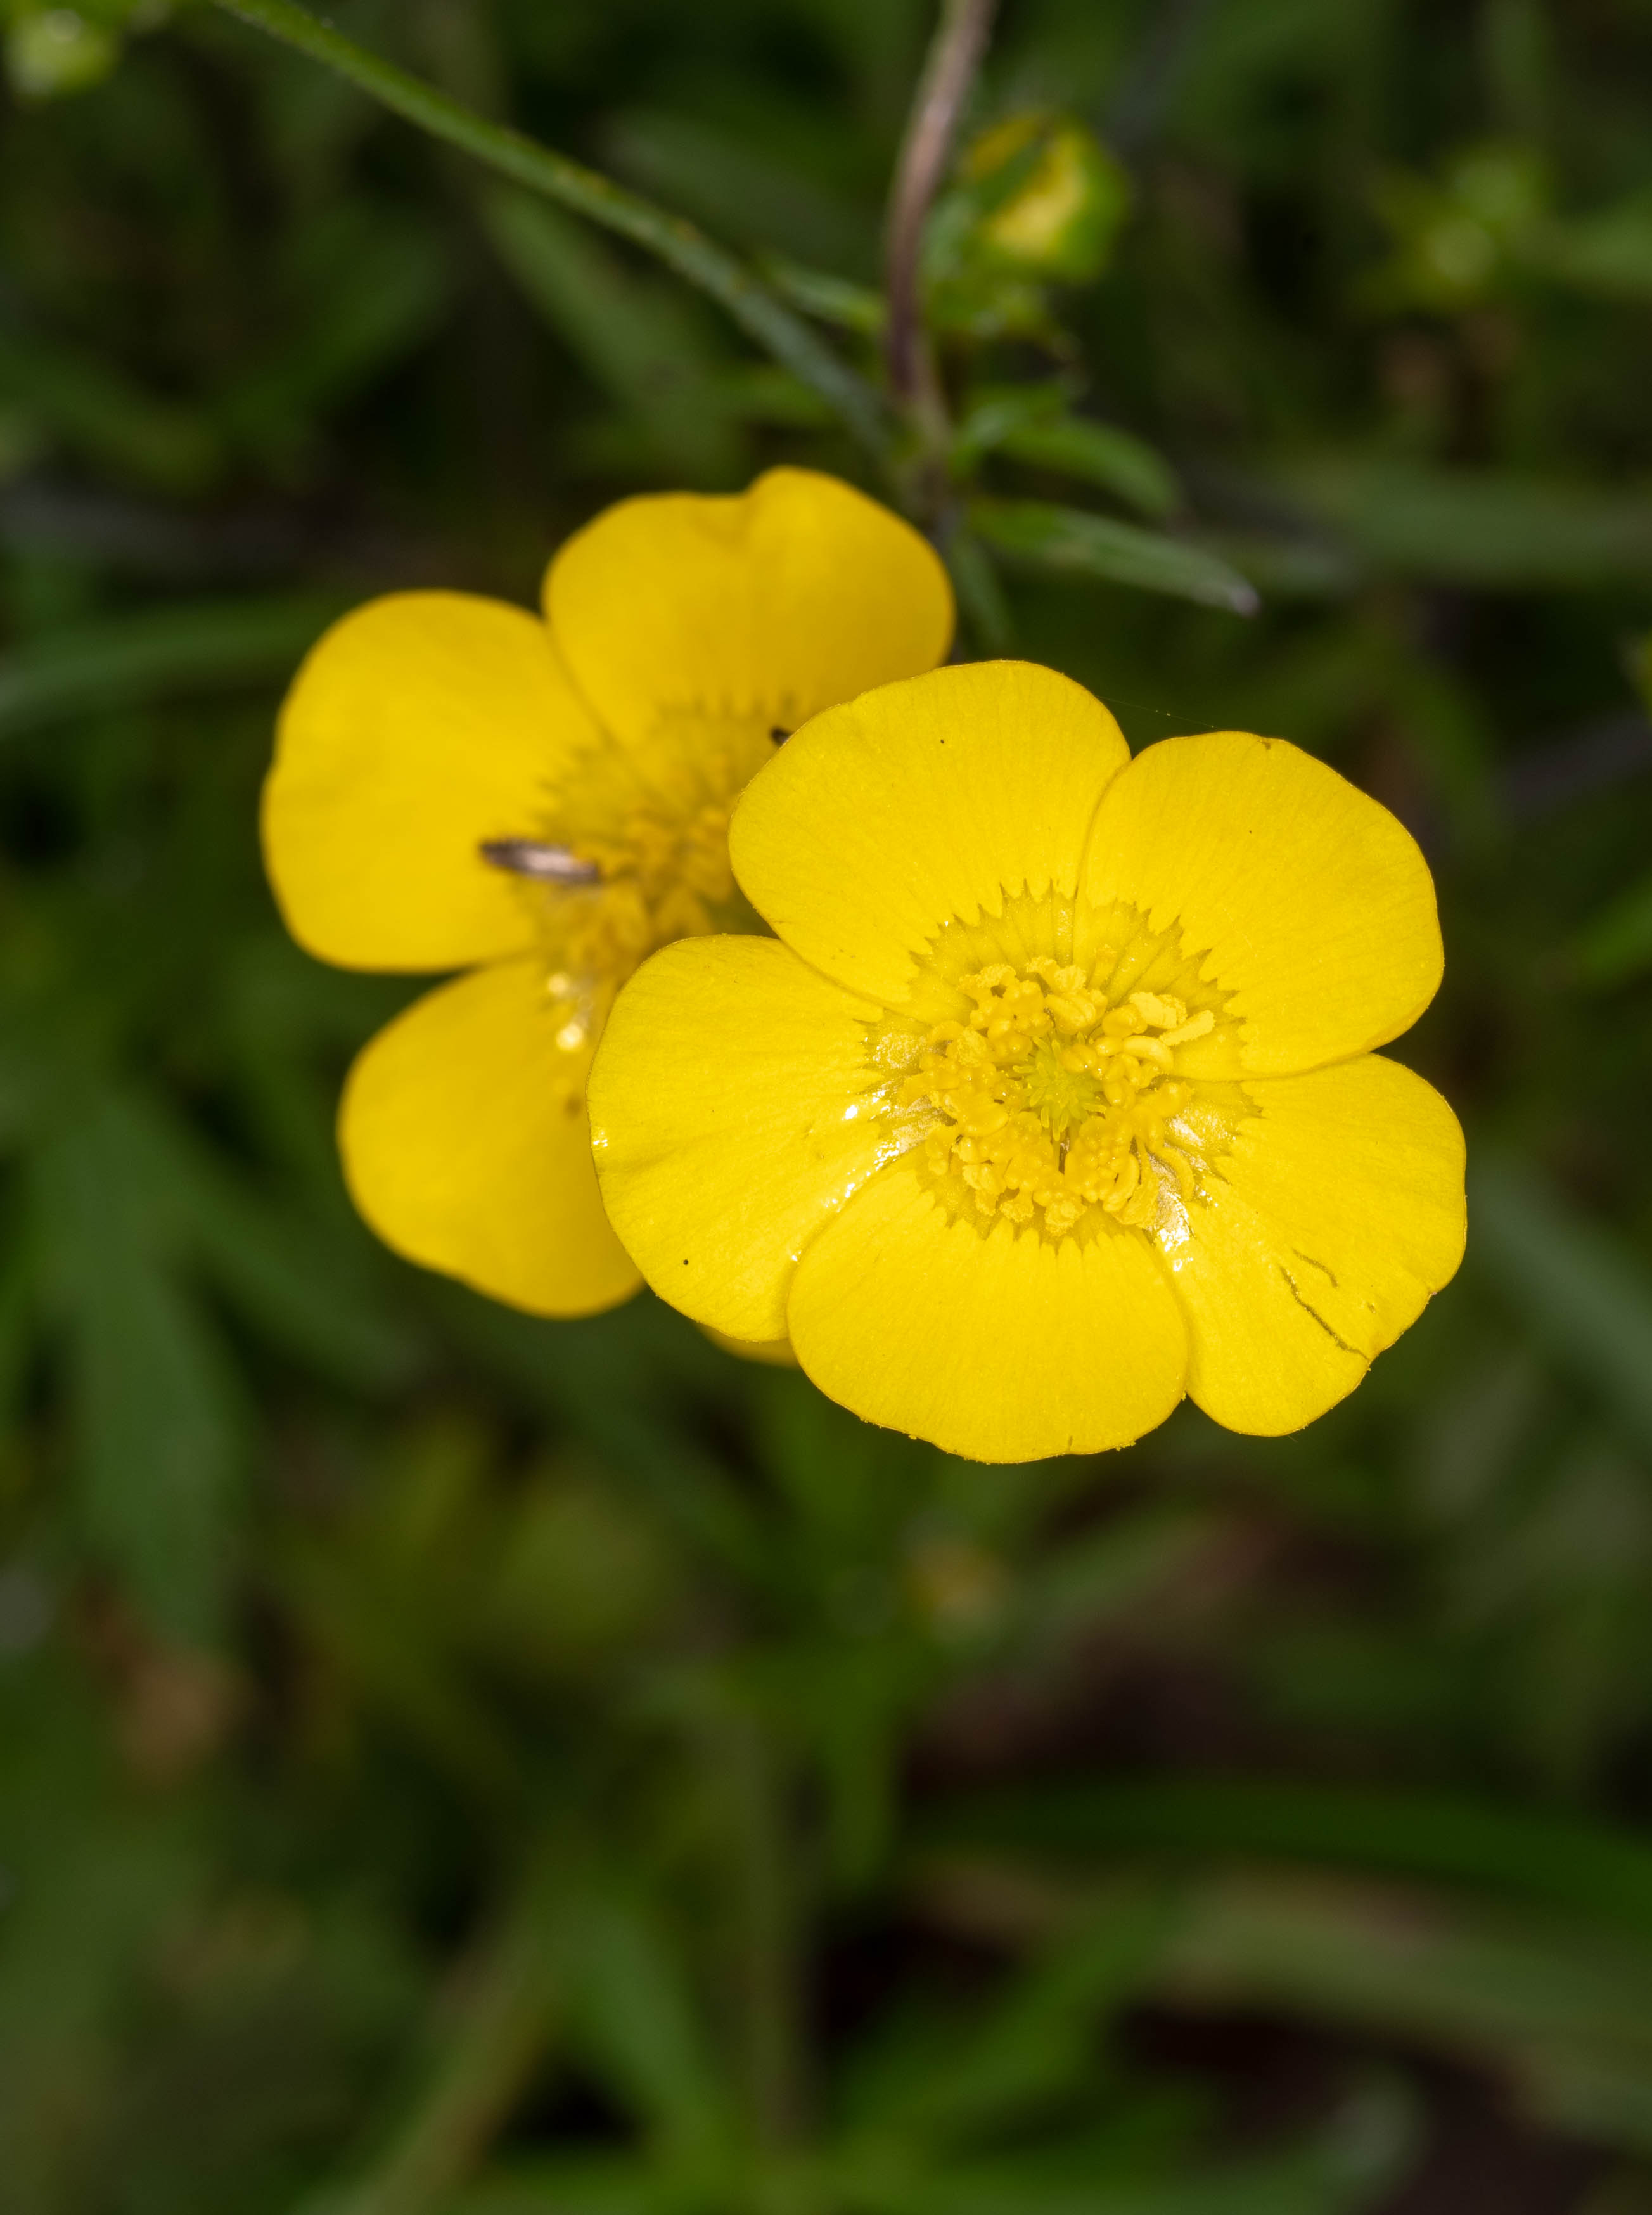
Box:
[205, 0, 890, 465]
[312, 1868, 563, 2215]
[727, 1715, 809, 2153]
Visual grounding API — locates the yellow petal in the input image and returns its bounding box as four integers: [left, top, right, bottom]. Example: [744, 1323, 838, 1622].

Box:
[1164, 1053, 1466, 1434]
[264, 593, 601, 972]
[731, 660, 1130, 1003]
[544, 467, 953, 748]
[587, 936, 888, 1343]
[1080, 731, 1442, 1074]
[786, 1165, 1188, 1462]
[341, 957, 641, 1318]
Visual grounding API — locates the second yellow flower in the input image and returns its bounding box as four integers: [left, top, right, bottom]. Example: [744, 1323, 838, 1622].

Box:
[261, 469, 954, 1318]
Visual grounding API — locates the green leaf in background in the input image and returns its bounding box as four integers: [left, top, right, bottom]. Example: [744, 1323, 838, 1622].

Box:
[218, 205, 454, 465]
[562, 1892, 731, 2160]
[996, 416, 1178, 520]
[10, 0, 1652, 2204]
[926, 1778, 1652, 1941]
[1280, 457, 1652, 587]
[602, 108, 873, 274]
[921, 1858, 1652, 2159]
[970, 498, 1258, 613]
[202, 0, 890, 461]
[1153, 1875, 1652, 2157]
[299, 1851, 565, 2215]
[0, 325, 222, 494]
[954, 385, 1180, 518]
[479, 187, 742, 483]
[1469, 1155, 1652, 1456]
[141, 1096, 419, 1397]
[943, 528, 1014, 653]
[760, 257, 887, 336]
[845, 1883, 1180, 2143]
[996, 414, 1180, 520]
[29, 1096, 243, 1646]
[0, 593, 347, 742]
[0, 1670, 207, 2207]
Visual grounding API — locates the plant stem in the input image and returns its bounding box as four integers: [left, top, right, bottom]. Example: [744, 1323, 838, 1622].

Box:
[205, 0, 889, 465]
[883, 0, 998, 447]
[316, 1865, 562, 2215]
[728, 1713, 809, 2152]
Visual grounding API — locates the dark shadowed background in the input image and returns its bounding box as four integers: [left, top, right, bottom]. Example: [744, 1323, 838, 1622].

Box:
[4, 2, 1652, 2211]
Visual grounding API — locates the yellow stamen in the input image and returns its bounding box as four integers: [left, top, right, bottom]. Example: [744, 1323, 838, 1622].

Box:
[895, 958, 1224, 1238]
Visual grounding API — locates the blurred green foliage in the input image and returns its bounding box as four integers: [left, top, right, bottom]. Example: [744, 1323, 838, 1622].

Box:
[4, 1, 1652, 2210]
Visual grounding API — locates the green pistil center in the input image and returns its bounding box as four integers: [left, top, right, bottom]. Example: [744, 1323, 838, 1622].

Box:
[1020, 1037, 1101, 1134]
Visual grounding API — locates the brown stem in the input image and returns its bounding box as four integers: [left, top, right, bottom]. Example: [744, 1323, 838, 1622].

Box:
[883, 0, 999, 417]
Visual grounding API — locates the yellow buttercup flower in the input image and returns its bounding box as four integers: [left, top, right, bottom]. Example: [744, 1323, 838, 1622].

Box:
[587, 660, 1466, 1461]
[261, 470, 953, 1318]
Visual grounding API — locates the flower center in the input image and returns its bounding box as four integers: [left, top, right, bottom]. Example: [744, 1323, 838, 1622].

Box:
[1020, 1036, 1102, 1134]
[481, 709, 776, 1073]
[887, 939, 1230, 1241]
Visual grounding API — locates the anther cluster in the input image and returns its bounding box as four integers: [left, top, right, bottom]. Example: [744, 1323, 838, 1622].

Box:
[899, 960, 1215, 1236]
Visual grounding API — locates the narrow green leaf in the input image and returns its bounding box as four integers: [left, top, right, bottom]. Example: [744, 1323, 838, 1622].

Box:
[30, 1099, 243, 1644]
[928, 1778, 1652, 1941]
[1157, 1872, 1652, 2153]
[0, 594, 346, 742]
[944, 530, 1013, 653]
[847, 1884, 1181, 2141]
[310, 1856, 565, 2215]
[564, 1894, 730, 2153]
[221, 210, 453, 451]
[204, 0, 890, 460]
[603, 108, 872, 271]
[709, 364, 834, 428]
[1283, 456, 1652, 587]
[760, 255, 887, 335]
[478, 188, 740, 480]
[148, 1108, 419, 1396]
[925, 1858, 1652, 2158]
[1470, 1155, 1652, 1454]
[998, 416, 1181, 520]
[970, 499, 1258, 613]
[0, 328, 221, 494]
[952, 383, 1068, 470]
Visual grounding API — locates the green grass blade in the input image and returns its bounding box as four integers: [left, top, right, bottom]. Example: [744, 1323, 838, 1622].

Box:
[926, 1777, 1652, 1939]
[970, 498, 1258, 613]
[0, 594, 345, 742]
[1470, 1153, 1652, 1454]
[205, 0, 888, 463]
